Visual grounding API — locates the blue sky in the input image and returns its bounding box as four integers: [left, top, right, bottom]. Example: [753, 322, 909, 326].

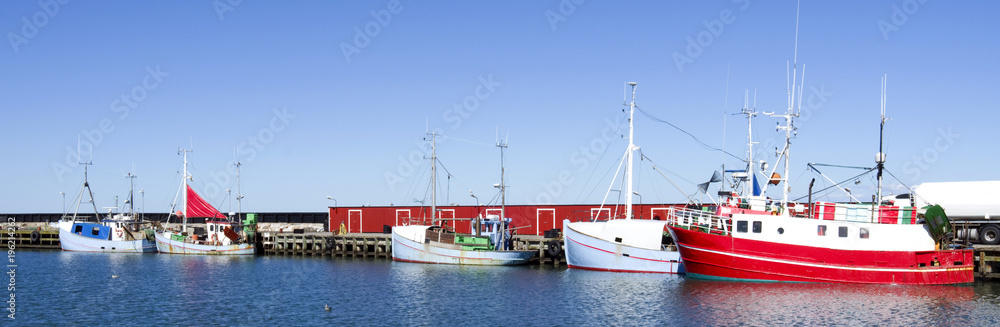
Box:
[2, 1, 998, 213]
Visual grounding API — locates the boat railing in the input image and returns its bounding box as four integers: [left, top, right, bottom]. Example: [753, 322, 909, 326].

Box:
[809, 202, 918, 225]
[407, 215, 432, 226]
[667, 207, 730, 236]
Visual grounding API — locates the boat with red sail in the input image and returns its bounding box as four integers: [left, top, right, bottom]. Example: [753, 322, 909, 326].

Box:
[155, 149, 255, 255]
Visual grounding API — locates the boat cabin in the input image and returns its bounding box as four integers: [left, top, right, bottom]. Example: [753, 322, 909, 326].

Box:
[72, 222, 111, 240]
[205, 219, 236, 245]
[470, 215, 514, 251]
[71, 220, 134, 241]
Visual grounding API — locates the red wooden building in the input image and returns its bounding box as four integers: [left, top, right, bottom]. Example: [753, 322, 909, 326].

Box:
[327, 203, 687, 235]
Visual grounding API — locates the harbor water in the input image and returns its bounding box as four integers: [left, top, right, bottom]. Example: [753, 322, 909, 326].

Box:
[13, 250, 1000, 326]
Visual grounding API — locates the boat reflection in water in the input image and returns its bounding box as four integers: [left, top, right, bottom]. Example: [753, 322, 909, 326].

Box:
[678, 279, 977, 326]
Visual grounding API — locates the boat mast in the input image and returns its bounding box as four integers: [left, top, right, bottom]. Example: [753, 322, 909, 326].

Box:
[426, 132, 438, 225]
[180, 148, 191, 233]
[497, 138, 507, 217]
[625, 82, 637, 220]
[236, 158, 243, 224]
[71, 162, 100, 223]
[876, 74, 888, 211]
[742, 91, 758, 198]
[497, 137, 508, 248]
[126, 171, 136, 220]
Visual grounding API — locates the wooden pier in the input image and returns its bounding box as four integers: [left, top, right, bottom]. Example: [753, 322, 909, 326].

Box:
[260, 232, 394, 258]
[259, 232, 567, 265]
[973, 245, 1000, 280]
[1, 229, 60, 249]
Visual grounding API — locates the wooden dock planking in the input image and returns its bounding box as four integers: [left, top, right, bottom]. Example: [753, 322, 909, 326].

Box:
[259, 232, 567, 265]
[973, 245, 1000, 280]
[1, 229, 61, 249]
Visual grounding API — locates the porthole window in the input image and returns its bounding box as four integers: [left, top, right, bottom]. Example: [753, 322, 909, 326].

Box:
[817, 225, 827, 236]
[777, 227, 784, 234]
[860, 228, 870, 239]
[736, 221, 748, 233]
[752, 221, 762, 233]
[838, 226, 848, 238]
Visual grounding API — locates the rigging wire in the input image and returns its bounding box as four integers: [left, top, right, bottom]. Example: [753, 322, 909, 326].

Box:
[792, 168, 875, 202]
[634, 107, 743, 161]
[579, 148, 629, 204]
[401, 156, 430, 209]
[641, 152, 698, 204]
[435, 158, 475, 205]
[574, 114, 627, 203]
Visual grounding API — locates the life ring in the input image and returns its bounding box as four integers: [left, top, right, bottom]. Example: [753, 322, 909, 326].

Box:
[30, 231, 41, 244]
[116, 229, 123, 238]
[210, 234, 218, 245]
[545, 240, 562, 257]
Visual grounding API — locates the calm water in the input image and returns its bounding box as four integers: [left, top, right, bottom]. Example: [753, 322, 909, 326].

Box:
[12, 250, 1000, 326]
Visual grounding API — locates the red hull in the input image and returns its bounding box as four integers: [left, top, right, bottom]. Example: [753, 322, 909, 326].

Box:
[668, 226, 974, 285]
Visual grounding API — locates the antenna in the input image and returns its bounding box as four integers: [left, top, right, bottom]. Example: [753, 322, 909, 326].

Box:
[793, 0, 800, 65]
[763, 0, 805, 213]
[235, 147, 243, 221]
[623, 82, 628, 105]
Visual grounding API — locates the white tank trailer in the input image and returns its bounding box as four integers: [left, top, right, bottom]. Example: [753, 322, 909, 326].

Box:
[898, 181, 1000, 245]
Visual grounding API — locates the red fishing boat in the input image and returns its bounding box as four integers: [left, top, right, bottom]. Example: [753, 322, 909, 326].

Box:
[666, 67, 974, 284]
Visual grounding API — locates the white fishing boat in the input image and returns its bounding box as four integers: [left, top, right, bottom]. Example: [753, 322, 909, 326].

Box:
[58, 166, 155, 253]
[391, 133, 535, 265]
[155, 149, 254, 255]
[392, 218, 535, 265]
[563, 83, 683, 273]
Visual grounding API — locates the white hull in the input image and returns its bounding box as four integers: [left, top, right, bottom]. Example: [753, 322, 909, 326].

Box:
[391, 225, 534, 265]
[563, 219, 682, 273]
[155, 231, 254, 255]
[59, 228, 155, 253]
